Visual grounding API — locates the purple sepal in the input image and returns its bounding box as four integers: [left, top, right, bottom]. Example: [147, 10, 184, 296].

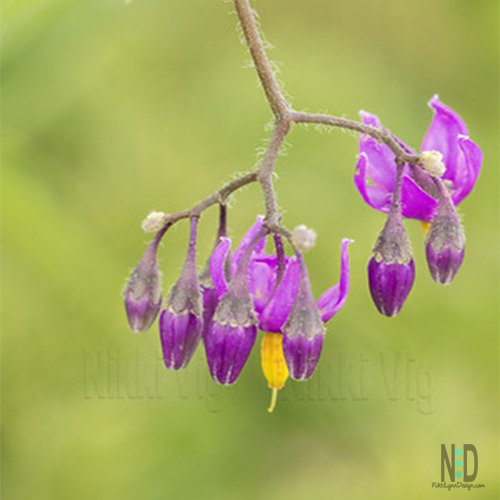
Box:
[160, 309, 203, 370]
[204, 322, 257, 385]
[367, 257, 415, 317]
[426, 245, 465, 285]
[283, 334, 324, 381]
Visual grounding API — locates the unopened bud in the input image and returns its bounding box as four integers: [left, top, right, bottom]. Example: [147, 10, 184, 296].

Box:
[368, 215, 415, 317]
[123, 237, 163, 332]
[425, 197, 465, 285]
[160, 218, 203, 370]
[282, 253, 325, 381]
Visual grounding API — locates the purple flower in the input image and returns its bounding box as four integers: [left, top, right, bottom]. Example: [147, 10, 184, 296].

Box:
[123, 226, 167, 332]
[354, 95, 482, 221]
[209, 219, 352, 383]
[159, 218, 203, 370]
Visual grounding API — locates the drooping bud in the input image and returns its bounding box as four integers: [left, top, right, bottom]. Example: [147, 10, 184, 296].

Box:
[367, 224, 415, 317]
[425, 185, 465, 285]
[123, 225, 168, 332]
[204, 226, 266, 385]
[282, 251, 326, 381]
[367, 162, 415, 317]
[160, 218, 203, 370]
[199, 204, 228, 340]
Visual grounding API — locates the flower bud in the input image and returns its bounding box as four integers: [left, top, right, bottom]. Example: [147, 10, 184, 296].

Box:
[123, 228, 166, 332]
[204, 226, 266, 385]
[425, 196, 465, 285]
[160, 218, 203, 370]
[205, 290, 257, 385]
[282, 253, 326, 381]
[368, 215, 415, 317]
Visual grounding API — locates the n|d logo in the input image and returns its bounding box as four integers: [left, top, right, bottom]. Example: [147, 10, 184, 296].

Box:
[441, 444, 478, 482]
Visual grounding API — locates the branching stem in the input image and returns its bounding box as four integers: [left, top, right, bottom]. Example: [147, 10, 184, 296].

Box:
[153, 0, 427, 241]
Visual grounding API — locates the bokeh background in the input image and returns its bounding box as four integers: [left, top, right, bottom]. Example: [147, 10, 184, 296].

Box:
[2, 0, 499, 498]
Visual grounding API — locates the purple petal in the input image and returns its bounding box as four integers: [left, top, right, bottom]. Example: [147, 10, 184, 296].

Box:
[400, 175, 439, 221]
[258, 258, 300, 333]
[451, 135, 483, 205]
[354, 153, 392, 212]
[317, 238, 353, 323]
[210, 237, 231, 296]
[204, 322, 257, 385]
[368, 257, 415, 317]
[231, 216, 266, 275]
[160, 310, 203, 370]
[249, 255, 279, 314]
[426, 245, 465, 286]
[422, 95, 469, 181]
[283, 333, 324, 381]
[359, 111, 397, 190]
[201, 285, 219, 340]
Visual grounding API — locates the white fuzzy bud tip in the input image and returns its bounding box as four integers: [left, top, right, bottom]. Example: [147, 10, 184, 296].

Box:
[291, 225, 317, 252]
[141, 211, 168, 232]
[420, 151, 446, 177]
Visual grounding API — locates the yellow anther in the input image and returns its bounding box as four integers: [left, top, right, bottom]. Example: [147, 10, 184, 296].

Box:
[261, 332, 289, 413]
[420, 221, 431, 235]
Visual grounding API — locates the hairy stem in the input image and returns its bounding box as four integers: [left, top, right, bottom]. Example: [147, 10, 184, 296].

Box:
[149, 0, 427, 241]
[234, 0, 291, 119]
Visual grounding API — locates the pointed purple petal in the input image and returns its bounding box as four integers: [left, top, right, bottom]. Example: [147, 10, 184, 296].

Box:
[422, 95, 469, 181]
[258, 258, 300, 333]
[210, 237, 231, 296]
[354, 153, 392, 212]
[231, 216, 266, 275]
[249, 255, 279, 314]
[400, 175, 439, 221]
[359, 111, 397, 190]
[451, 135, 483, 205]
[318, 238, 353, 323]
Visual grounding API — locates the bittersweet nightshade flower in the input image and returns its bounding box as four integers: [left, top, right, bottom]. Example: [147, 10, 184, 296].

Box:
[259, 239, 352, 390]
[123, 225, 168, 332]
[354, 95, 482, 222]
[425, 183, 465, 285]
[208, 217, 352, 406]
[159, 218, 203, 370]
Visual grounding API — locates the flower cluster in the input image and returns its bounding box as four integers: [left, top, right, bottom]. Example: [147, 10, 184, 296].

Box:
[355, 96, 482, 316]
[123, 95, 482, 412]
[124, 210, 352, 411]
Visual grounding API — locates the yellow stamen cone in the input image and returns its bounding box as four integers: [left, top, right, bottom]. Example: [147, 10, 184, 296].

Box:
[261, 332, 289, 413]
[420, 221, 431, 235]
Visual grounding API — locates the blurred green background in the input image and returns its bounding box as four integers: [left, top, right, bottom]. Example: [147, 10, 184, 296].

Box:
[2, 0, 499, 498]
